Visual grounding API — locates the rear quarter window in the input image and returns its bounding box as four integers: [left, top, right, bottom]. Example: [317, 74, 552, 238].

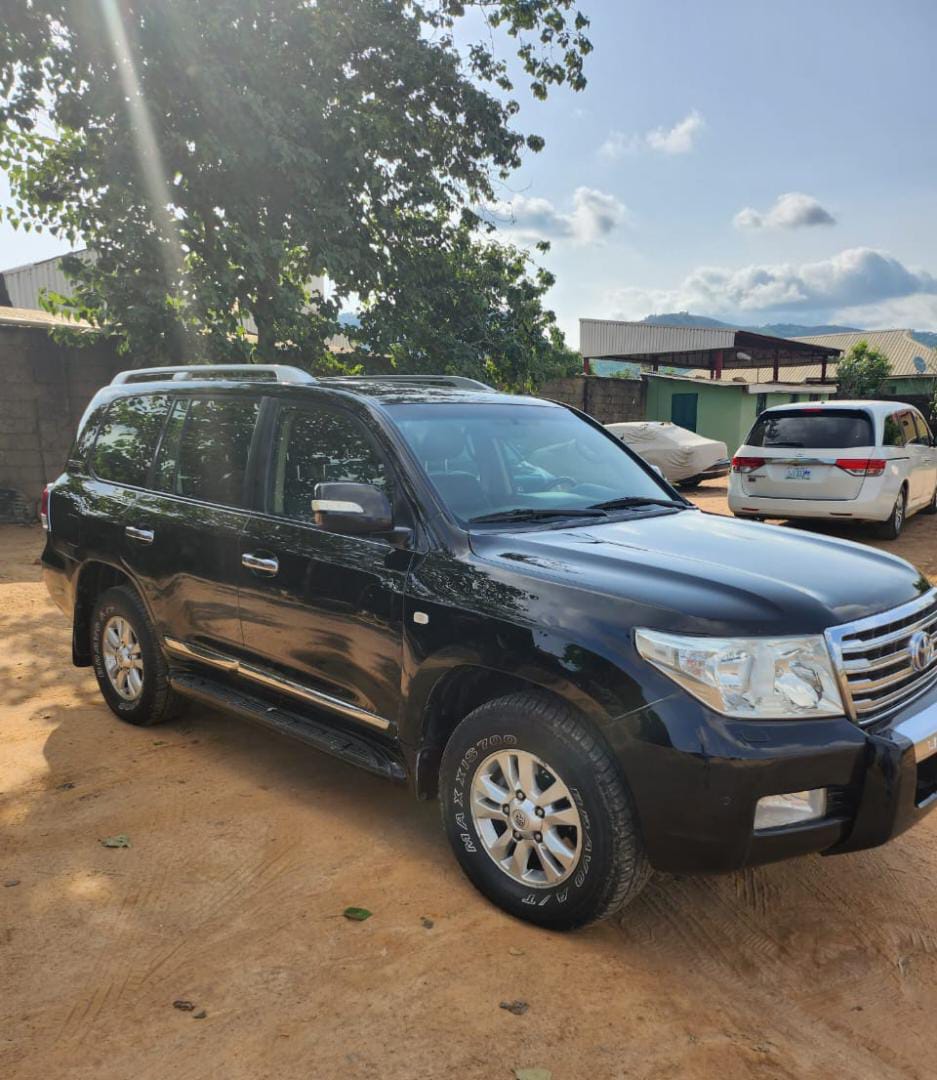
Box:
[746, 409, 874, 449]
[90, 394, 171, 486]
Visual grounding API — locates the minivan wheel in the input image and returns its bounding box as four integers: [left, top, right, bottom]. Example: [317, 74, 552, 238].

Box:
[91, 586, 182, 726]
[439, 692, 650, 930]
[875, 488, 906, 540]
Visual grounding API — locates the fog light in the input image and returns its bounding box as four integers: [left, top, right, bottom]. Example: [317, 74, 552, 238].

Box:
[754, 789, 827, 831]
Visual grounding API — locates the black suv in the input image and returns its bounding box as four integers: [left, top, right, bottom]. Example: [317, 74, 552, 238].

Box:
[42, 365, 937, 929]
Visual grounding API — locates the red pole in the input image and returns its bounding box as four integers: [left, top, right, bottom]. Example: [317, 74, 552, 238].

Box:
[583, 356, 592, 375]
[773, 350, 779, 382]
[821, 357, 827, 383]
[713, 349, 723, 380]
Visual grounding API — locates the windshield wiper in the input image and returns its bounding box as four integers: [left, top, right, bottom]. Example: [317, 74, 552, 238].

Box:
[468, 507, 609, 524]
[588, 496, 689, 512]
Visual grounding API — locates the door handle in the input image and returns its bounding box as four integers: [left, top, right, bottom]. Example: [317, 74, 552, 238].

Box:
[125, 526, 155, 545]
[242, 552, 279, 576]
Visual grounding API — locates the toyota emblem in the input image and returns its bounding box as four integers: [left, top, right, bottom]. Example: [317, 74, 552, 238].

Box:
[909, 630, 935, 673]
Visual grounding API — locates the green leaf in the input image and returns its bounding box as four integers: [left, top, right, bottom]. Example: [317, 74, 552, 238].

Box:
[101, 834, 131, 848]
[342, 906, 372, 922]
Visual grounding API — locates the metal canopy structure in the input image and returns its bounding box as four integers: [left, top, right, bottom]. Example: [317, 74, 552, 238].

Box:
[579, 319, 842, 381]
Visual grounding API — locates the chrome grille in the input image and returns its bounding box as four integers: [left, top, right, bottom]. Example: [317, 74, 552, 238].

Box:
[825, 590, 937, 725]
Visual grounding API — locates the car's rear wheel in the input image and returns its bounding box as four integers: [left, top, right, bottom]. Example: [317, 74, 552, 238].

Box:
[875, 488, 907, 540]
[91, 586, 182, 726]
[439, 691, 650, 930]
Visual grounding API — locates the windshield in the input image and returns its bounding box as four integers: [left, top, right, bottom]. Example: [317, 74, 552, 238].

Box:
[387, 402, 671, 524]
[746, 408, 874, 449]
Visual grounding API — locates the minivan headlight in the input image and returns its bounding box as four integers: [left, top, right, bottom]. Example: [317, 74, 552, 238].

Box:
[634, 629, 844, 719]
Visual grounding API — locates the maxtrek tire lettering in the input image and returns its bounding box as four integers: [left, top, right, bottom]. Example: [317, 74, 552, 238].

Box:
[439, 691, 650, 930]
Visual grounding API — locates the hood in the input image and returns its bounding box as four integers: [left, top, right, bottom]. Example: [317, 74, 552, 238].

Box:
[469, 509, 928, 635]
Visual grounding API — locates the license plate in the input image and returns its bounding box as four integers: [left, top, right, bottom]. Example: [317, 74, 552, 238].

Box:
[785, 466, 812, 480]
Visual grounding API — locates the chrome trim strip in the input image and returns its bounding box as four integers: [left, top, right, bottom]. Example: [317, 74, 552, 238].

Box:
[848, 663, 916, 695]
[165, 637, 239, 672]
[763, 456, 838, 467]
[839, 610, 937, 654]
[892, 700, 937, 762]
[853, 666, 937, 715]
[163, 637, 390, 731]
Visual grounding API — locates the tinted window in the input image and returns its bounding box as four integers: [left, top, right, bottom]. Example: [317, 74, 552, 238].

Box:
[883, 412, 907, 447]
[896, 410, 918, 447]
[174, 396, 259, 506]
[152, 397, 189, 493]
[911, 411, 933, 445]
[270, 405, 389, 522]
[90, 394, 170, 486]
[389, 402, 667, 523]
[747, 409, 873, 449]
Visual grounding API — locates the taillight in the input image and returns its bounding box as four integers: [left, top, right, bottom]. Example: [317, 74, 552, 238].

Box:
[834, 458, 886, 477]
[40, 483, 52, 530]
[732, 456, 766, 474]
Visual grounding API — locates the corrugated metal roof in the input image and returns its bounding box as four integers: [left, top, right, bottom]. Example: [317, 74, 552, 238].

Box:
[1, 251, 88, 309]
[579, 318, 839, 366]
[730, 329, 937, 384]
[580, 318, 737, 358]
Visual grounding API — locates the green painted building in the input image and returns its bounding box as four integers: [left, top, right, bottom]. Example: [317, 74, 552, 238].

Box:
[644, 374, 834, 454]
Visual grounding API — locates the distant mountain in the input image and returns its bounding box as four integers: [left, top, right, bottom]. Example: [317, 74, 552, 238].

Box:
[911, 330, 937, 350]
[640, 312, 861, 337]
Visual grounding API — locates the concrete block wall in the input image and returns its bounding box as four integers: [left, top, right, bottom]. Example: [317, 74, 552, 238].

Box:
[0, 325, 124, 517]
[540, 375, 646, 424]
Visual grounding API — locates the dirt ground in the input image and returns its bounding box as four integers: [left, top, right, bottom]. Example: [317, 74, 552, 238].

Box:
[3, 493, 937, 1080]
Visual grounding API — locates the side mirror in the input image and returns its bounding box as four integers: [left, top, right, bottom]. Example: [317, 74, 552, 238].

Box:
[312, 481, 393, 535]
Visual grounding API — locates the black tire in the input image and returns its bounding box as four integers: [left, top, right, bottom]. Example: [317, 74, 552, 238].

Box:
[874, 487, 907, 540]
[439, 692, 650, 930]
[90, 585, 182, 726]
[922, 482, 937, 516]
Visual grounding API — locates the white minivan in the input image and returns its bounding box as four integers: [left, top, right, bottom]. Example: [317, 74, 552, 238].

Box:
[728, 400, 937, 539]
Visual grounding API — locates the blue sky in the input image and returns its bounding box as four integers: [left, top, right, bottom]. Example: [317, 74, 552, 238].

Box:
[2, 0, 936, 345]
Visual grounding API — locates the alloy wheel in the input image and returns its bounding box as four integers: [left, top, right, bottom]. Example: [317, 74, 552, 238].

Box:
[470, 749, 582, 887]
[102, 615, 144, 701]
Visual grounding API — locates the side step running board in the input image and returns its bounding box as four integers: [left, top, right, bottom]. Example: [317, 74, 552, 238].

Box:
[170, 671, 406, 783]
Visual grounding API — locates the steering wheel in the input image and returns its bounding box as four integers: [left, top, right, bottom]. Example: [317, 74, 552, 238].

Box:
[543, 476, 578, 492]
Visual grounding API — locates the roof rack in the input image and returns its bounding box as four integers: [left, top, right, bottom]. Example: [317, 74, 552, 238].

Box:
[321, 374, 495, 391]
[110, 364, 317, 386]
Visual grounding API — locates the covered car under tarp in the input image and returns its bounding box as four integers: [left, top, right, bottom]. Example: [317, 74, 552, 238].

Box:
[605, 421, 729, 485]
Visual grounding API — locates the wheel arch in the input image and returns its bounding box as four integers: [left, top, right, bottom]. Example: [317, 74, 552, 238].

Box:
[406, 656, 620, 800]
[72, 560, 143, 666]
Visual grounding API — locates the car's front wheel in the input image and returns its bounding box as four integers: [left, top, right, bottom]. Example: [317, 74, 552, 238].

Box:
[439, 691, 650, 930]
[922, 481, 937, 516]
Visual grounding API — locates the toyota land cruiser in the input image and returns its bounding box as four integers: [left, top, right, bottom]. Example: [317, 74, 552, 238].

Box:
[41, 365, 937, 929]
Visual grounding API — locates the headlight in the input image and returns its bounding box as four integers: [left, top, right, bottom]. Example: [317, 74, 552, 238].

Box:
[634, 629, 844, 719]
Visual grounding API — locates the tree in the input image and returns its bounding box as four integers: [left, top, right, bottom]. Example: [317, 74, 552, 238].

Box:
[835, 340, 891, 398]
[0, 0, 590, 382]
[355, 223, 580, 390]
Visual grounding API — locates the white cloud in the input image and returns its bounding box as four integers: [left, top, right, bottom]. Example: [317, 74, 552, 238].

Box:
[734, 192, 836, 230]
[602, 248, 937, 321]
[599, 110, 704, 160]
[484, 186, 628, 246]
[834, 294, 937, 332]
[598, 131, 641, 161]
[646, 110, 705, 154]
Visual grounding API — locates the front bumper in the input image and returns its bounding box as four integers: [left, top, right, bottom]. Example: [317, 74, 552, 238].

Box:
[618, 681, 937, 875]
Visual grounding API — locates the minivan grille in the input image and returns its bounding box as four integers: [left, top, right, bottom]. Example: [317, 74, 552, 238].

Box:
[825, 590, 937, 726]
